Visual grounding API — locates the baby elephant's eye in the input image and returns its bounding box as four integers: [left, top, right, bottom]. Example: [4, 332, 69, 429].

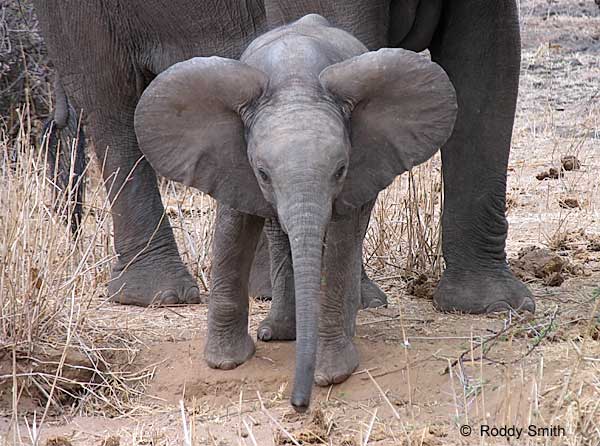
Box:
[258, 168, 270, 183]
[334, 165, 346, 180]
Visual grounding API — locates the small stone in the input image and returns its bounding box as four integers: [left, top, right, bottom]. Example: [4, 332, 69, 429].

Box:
[537, 168, 563, 180]
[548, 167, 562, 179]
[559, 198, 580, 209]
[561, 155, 581, 171]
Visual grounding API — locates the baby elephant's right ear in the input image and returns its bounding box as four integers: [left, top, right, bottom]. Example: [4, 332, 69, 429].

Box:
[135, 57, 274, 217]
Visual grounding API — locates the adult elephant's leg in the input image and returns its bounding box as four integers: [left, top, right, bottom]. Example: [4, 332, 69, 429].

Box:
[90, 101, 200, 306]
[257, 219, 296, 341]
[429, 0, 534, 313]
[205, 205, 263, 369]
[314, 206, 366, 387]
[33, 2, 200, 307]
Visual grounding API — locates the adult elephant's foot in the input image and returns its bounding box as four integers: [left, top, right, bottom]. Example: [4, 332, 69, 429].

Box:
[257, 315, 296, 341]
[314, 338, 359, 387]
[204, 332, 255, 370]
[360, 272, 388, 309]
[433, 268, 535, 314]
[109, 256, 202, 307]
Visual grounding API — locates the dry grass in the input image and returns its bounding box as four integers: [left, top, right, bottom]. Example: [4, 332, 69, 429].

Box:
[0, 1, 51, 143]
[0, 116, 596, 443]
[365, 157, 444, 301]
[0, 110, 161, 443]
[1, 116, 596, 445]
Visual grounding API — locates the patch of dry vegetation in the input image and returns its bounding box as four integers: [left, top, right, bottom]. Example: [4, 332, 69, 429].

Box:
[0, 1, 51, 143]
[0, 115, 157, 443]
[366, 158, 444, 300]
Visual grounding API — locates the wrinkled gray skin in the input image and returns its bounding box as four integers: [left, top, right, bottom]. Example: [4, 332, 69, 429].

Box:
[34, 0, 535, 410]
[249, 232, 387, 309]
[134, 15, 458, 410]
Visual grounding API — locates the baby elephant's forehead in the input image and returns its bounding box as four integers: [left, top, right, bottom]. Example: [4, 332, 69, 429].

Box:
[251, 109, 347, 156]
[249, 104, 349, 161]
[259, 135, 349, 171]
[254, 100, 345, 133]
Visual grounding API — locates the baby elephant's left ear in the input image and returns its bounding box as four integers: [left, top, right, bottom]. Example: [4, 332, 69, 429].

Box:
[320, 48, 457, 212]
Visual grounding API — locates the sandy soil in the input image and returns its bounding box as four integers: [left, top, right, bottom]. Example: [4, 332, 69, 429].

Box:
[2, 1, 599, 445]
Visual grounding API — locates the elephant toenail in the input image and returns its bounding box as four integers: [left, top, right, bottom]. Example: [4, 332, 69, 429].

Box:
[518, 297, 536, 313]
[220, 360, 237, 370]
[158, 290, 179, 305]
[485, 301, 511, 313]
[314, 374, 329, 387]
[184, 286, 201, 303]
[258, 326, 272, 341]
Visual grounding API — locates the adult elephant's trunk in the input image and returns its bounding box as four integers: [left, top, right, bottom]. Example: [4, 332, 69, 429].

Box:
[279, 194, 331, 412]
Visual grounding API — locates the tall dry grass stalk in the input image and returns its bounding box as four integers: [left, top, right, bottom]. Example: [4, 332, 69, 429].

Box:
[161, 180, 216, 292]
[365, 154, 444, 282]
[0, 1, 52, 143]
[0, 107, 157, 443]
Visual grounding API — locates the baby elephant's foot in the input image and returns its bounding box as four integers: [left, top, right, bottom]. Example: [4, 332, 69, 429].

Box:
[257, 315, 296, 342]
[314, 338, 359, 387]
[360, 274, 388, 309]
[204, 332, 255, 370]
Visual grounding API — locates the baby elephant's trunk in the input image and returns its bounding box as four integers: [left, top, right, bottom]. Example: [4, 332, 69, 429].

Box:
[280, 195, 330, 412]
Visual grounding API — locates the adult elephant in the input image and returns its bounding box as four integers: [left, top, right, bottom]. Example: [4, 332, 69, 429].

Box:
[33, 1, 534, 314]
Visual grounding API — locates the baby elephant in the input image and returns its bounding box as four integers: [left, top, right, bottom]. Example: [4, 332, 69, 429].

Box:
[134, 14, 457, 412]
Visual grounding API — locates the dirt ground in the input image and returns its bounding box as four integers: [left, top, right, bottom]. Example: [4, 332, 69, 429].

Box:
[1, 1, 599, 445]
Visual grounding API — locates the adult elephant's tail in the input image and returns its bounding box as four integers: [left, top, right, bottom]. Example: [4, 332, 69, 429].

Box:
[41, 76, 87, 235]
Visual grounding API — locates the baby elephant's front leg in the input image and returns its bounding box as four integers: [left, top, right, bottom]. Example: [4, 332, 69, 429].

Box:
[314, 205, 369, 387]
[204, 205, 264, 370]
